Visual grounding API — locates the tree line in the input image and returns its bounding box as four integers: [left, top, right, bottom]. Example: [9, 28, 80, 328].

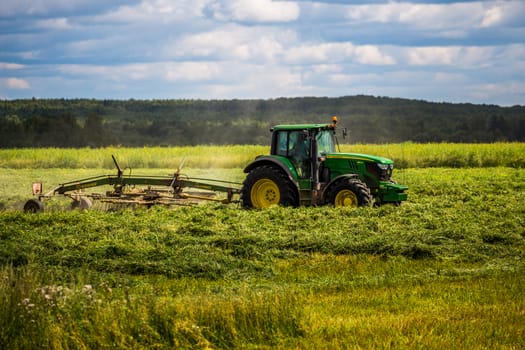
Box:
[0, 96, 523, 147]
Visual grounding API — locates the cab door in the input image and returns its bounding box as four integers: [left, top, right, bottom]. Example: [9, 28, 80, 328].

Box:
[274, 130, 311, 179]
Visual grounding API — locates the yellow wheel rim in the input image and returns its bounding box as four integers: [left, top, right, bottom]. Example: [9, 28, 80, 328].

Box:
[334, 189, 358, 207]
[251, 179, 280, 208]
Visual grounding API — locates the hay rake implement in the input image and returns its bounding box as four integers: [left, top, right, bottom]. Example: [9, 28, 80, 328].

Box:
[24, 155, 241, 213]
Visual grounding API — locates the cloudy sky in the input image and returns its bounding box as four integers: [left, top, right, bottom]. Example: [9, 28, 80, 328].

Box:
[1, 0, 524, 106]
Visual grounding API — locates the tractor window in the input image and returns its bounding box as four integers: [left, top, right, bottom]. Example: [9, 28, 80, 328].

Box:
[316, 130, 335, 156]
[274, 131, 310, 178]
[275, 131, 308, 159]
[290, 131, 309, 161]
[275, 131, 289, 157]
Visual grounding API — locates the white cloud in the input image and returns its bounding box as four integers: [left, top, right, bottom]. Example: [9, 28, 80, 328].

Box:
[67, 39, 106, 54]
[310, 64, 341, 74]
[327, 72, 382, 86]
[0, 0, 60, 16]
[344, 1, 520, 30]
[55, 60, 304, 98]
[285, 42, 395, 66]
[58, 63, 154, 84]
[94, 0, 207, 24]
[165, 62, 222, 81]
[166, 25, 295, 63]
[209, 0, 300, 23]
[433, 72, 467, 84]
[4, 78, 31, 89]
[122, 63, 153, 80]
[408, 47, 461, 66]
[36, 17, 72, 29]
[0, 0, 126, 16]
[405, 45, 518, 69]
[469, 81, 525, 104]
[21, 51, 41, 60]
[285, 43, 335, 64]
[501, 44, 525, 62]
[58, 64, 113, 76]
[479, 2, 525, 28]
[202, 63, 304, 98]
[0, 62, 25, 70]
[57, 61, 222, 83]
[354, 45, 395, 65]
[481, 5, 504, 27]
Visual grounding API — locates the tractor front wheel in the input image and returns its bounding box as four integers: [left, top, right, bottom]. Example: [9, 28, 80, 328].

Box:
[241, 165, 298, 208]
[326, 178, 372, 208]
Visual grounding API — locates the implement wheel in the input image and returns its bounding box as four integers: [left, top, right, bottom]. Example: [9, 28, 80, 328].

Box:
[326, 178, 372, 208]
[241, 165, 298, 208]
[24, 199, 44, 213]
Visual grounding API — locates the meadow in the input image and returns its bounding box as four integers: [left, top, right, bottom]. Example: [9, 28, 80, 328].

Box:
[0, 142, 523, 169]
[0, 144, 524, 349]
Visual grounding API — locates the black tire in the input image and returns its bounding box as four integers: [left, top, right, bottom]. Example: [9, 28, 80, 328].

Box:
[70, 197, 92, 211]
[24, 199, 44, 213]
[325, 178, 372, 207]
[241, 165, 298, 208]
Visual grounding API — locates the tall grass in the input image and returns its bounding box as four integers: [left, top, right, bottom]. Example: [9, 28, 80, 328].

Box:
[0, 143, 523, 169]
[345, 142, 525, 168]
[0, 145, 263, 170]
[0, 265, 304, 349]
[1, 255, 524, 348]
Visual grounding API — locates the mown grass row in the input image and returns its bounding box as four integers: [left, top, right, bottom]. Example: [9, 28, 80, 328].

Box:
[2, 173, 524, 278]
[1, 142, 524, 169]
[1, 167, 524, 348]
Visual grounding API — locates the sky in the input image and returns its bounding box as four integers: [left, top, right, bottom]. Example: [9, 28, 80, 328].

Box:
[1, 0, 524, 106]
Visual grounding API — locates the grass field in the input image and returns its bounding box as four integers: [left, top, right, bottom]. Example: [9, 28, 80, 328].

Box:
[0, 142, 523, 169]
[1, 145, 524, 349]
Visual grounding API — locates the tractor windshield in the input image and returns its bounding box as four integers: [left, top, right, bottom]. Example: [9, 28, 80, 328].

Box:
[273, 128, 335, 158]
[316, 130, 335, 156]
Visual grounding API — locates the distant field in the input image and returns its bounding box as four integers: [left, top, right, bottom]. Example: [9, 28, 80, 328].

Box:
[1, 145, 524, 348]
[0, 142, 524, 169]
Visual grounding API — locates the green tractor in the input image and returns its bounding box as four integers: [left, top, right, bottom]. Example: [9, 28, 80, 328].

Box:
[241, 117, 407, 208]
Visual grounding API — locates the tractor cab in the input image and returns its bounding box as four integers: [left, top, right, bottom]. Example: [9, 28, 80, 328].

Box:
[270, 119, 337, 180]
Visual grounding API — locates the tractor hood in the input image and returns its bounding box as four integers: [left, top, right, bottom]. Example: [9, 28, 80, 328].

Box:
[325, 153, 394, 165]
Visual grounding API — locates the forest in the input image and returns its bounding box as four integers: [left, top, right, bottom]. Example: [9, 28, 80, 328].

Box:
[1, 95, 524, 147]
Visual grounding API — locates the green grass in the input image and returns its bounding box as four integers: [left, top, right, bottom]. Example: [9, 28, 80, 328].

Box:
[1, 165, 524, 348]
[2, 259, 523, 349]
[0, 145, 524, 349]
[1, 142, 524, 169]
[347, 142, 525, 168]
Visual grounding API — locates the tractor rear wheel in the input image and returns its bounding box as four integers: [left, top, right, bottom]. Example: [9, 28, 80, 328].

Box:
[326, 178, 372, 208]
[241, 165, 298, 208]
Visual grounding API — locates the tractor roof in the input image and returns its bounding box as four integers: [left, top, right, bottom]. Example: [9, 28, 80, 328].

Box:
[271, 123, 332, 132]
